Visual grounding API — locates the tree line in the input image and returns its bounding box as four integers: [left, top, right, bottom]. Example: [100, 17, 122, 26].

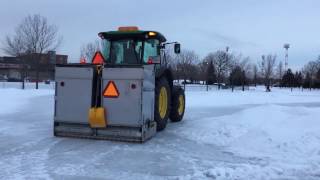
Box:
[166, 49, 320, 92]
[2, 14, 320, 92]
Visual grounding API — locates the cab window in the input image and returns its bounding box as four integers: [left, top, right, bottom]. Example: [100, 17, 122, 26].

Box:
[101, 39, 110, 61]
[143, 39, 159, 63]
[109, 39, 143, 64]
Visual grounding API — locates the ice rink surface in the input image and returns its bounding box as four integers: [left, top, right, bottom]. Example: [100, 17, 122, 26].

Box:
[1, 84, 320, 179]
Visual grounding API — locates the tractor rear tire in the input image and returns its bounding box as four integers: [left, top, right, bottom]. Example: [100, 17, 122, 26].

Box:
[170, 86, 185, 122]
[154, 77, 171, 131]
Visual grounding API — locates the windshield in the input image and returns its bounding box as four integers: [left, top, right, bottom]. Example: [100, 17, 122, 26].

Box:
[101, 39, 159, 65]
[102, 39, 142, 65]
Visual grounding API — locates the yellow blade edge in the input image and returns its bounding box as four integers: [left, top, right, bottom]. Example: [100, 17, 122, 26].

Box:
[89, 107, 107, 128]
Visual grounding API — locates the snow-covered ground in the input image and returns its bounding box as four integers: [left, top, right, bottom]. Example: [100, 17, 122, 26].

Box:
[1, 84, 320, 179]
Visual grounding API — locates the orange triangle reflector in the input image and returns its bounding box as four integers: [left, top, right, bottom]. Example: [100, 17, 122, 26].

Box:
[92, 51, 105, 64]
[103, 81, 120, 98]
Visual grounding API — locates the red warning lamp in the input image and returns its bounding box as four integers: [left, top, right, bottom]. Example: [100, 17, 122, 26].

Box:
[147, 58, 153, 64]
[80, 57, 86, 64]
[92, 51, 105, 64]
[146, 56, 160, 64]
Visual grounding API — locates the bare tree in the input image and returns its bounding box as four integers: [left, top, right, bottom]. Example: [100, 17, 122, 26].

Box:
[2, 35, 26, 89]
[239, 56, 251, 71]
[302, 61, 318, 89]
[206, 60, 216, 85]
[207, 50, 231, 89]
[203, 53, 216, 85]
[197, 60, 208, 84]
[2, 14, 62, 89]
[229, 65, 246, 91]
[227, 54, 251, 91]
[277, 61, 284, 81]
[175, 50, 199, 86]
[3, 35, 25, 56]
[253, 64, 258, 87]
[80, 40, 100, 62]
[234, 55, 251, 77]
[260, 54, 276, 92]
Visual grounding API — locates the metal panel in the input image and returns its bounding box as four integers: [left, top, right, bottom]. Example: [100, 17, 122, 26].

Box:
[54, 67, 93, 124]
[56, 67, 93, 79]
[53, 65, 157, 142]
[102, 68, 143, 126]
[103, 68, 143, 80]
[141, 65, 155, 124]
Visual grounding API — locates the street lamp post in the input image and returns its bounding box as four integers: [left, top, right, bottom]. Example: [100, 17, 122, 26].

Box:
[206, 61, 209, 91]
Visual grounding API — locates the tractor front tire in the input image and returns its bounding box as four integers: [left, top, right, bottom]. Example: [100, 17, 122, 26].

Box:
[170, 86, 185, 122]
[155, 77, 171, 131]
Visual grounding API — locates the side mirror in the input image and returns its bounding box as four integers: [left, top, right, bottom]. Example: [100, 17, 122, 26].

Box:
[174, 43, 181, 54]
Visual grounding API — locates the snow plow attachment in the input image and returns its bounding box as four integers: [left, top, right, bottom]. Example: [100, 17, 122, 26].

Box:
[54, 122, 156, 142]
[54, 65, 157, 142]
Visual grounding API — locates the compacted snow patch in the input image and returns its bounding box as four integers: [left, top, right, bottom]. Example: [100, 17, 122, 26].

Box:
[0, 89, 53, 115]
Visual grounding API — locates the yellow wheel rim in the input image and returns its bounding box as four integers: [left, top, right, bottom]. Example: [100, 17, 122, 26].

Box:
[159, 87, 168, 119]
[178, 95, 184, 115]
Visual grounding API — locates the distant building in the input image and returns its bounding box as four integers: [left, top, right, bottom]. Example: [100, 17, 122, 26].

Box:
[0, 57, 24, 81]
[0, 51, 68, 81]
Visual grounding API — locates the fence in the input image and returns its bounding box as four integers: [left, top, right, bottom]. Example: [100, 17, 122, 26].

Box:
[0, 81, 252, 92]
[179, 84, 251, 92]
[0, 81, 55, 90]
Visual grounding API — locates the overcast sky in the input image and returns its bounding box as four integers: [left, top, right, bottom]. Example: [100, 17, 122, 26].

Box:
[1, 0, 320, 69]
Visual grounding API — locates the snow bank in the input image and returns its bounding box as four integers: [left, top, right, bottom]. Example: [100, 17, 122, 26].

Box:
[182, 104, 320, 156]
[173, 87, 320, 179]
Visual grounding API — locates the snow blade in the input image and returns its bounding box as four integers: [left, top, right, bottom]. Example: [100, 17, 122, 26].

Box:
[54, 121, 157, 142]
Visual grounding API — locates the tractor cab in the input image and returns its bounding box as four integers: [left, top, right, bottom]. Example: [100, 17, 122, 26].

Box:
[98, 26, 180, 66]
